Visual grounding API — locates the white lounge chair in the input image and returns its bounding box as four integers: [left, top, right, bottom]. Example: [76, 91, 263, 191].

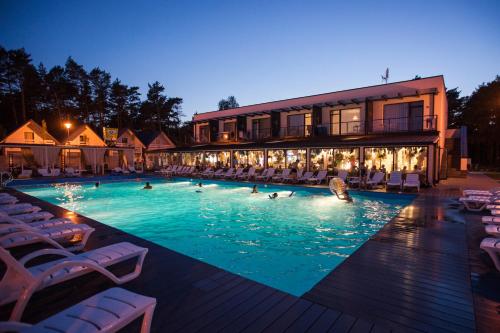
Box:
[459, 196, 496, 212]
[208, 168, 222, 178]
[367, 172, 386, 189]
[386, 171, 403, 190]
[231, 168, 244, 179]
[37, 168, 51, 177]
[0, 210, 54, 223]
[0, 223, 95, 251]
[0, 203, 42, 215]
[219, 168, 234, 179]
[482, 216, 500, 225]
[238, 167, 255, 180]
[307, 170, 328, 184]
[295, 171, 313, 183]
[272, 169, 290, 182]
[480, 238, 500, 271]
[0, 241, 148, 306]
[51, 168, 61, 176]
[485, 225, 500, 238]
[113, 167, 124, 174]
[64, 167, 77, 177]
[0, 213, 72, 229]
[1, 287, 157, 332]
[348, 176, 360, 187]
[256, 168, 275, 182]
[403, 173, 420, 191]
[283, 169, 303, 183]
[201, 168, 214, 178]
[463, 188, 500, 197]
[0, 195, 18, 205]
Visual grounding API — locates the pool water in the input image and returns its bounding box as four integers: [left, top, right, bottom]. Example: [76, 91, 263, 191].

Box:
[18, 179, 414, 296]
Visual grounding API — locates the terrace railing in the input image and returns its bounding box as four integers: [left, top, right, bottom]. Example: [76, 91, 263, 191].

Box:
[370, 115, 437, 133]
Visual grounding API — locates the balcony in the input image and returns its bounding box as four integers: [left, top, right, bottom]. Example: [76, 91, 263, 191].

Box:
[196, 115, 438, 143]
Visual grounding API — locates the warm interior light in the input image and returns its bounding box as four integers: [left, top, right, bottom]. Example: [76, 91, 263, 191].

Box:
[64, 122, 72, 129]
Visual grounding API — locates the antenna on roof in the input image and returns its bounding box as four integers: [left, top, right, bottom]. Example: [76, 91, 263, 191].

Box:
[381, 68, 389, 84]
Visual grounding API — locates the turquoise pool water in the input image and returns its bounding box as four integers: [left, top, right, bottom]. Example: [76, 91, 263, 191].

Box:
[18, 179, 414, 296]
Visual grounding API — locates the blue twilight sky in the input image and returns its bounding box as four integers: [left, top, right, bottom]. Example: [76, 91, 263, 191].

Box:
[1, 0, 499, 121]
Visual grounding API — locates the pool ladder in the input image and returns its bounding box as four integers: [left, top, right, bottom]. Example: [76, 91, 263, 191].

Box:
[0, 172, 13, 188]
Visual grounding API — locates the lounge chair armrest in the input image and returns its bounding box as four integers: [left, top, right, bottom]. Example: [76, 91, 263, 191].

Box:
[11, 260, 126, 321]
[0, 321, 32, 332]
[19, 248, 74, 265]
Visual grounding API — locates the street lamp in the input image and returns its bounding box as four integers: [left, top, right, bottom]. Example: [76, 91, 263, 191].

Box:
[64, 122, 72, 144]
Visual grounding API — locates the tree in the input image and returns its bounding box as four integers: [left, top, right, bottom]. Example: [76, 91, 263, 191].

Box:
[446, 87, 467, 127]
[218, 95, 239, 110]
[461, 76, 500, 167]
[64, 57, 91, 123]
[140, 81, 183, 131]
[109, 79, 141, 128]
[89, 67, 111, 128]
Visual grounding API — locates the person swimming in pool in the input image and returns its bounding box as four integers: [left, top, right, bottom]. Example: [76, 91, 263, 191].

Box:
[251, 185, 258, 193]
[95, 182, 100, 188]
[198, 182, 203, 187]
[143, 182, 152, 190]
[269, 192, 278, 199]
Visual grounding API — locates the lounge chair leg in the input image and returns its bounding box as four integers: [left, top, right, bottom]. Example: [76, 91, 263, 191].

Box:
[485, 249, 500, 271]
[140, 303, 157, 333]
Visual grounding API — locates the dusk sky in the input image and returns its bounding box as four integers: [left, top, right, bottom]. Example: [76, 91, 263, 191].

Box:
[1, 0, 499, 121]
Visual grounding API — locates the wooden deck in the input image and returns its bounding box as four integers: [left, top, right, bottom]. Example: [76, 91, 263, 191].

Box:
[2, 177, 498, 332]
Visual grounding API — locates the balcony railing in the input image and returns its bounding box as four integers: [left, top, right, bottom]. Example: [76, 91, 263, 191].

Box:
[197, 115, 438, 143]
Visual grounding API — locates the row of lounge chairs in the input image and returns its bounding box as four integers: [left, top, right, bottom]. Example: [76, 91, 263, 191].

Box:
[0, 191, 156, 332]
[348, 171, 421, 191]
[159, 165, 333, 184]
[457, 187, 500, 272]
[159, 166, 422, 191]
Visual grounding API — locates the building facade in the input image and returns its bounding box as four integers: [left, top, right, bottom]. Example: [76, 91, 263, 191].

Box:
[164, 76, 451, 184]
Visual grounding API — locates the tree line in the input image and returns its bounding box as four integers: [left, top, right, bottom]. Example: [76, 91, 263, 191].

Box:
[0, 46, 185, 140]
[447, 76, 500, 168]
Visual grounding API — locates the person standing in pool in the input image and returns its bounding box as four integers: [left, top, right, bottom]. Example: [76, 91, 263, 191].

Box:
[95, 182, 100, 188]
[143, 182, 152, 190]
[198, 182, 203, 187]
[251, 185, 258, 193]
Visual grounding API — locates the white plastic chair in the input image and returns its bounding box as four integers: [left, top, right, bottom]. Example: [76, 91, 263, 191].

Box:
[0, 242, 148, 307]
[0, 287, 156, 332]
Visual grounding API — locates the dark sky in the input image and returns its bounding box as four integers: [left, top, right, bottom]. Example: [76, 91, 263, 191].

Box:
[1, 0, 499, 120]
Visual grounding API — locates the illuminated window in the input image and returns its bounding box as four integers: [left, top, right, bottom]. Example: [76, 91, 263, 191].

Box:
[310, 149, 334, 171]
[79, 135, 87, 145]
[267, 150, 286, 169]
[330, 108, 361, 135]
[24, 132, 34, 143]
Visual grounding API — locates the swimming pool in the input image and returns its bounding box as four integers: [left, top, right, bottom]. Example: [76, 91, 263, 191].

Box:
[17, 178, 414, 296]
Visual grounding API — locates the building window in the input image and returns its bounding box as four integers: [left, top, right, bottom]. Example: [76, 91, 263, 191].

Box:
[24, 132, 34, 143]
[267, 149, 286, 169]
[251, 118, 271, 140]
[330, 108, 361, 135]
[79, 135, 87, 145]
[286, 114, 311, 137]
[286, 149, 307, 169]
[333, 148, 359, 171]
[364, 147, 394, 174]
[310, 149, 334, 172]
[381, 101, 423, 132]
[199, 125, 210, 143]
[223, 122, 236, 140]
[122, 137, 128, 144]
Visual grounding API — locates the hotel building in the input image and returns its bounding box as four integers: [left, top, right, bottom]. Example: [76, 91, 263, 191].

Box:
[162, 76, 451, 184]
